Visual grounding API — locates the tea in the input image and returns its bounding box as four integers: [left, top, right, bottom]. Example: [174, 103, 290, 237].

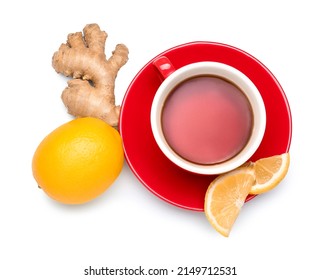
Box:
[161, 75, 253, 165]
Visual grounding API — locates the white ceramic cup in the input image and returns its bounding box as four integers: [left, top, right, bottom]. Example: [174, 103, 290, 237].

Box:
[151, 56, 266, 175]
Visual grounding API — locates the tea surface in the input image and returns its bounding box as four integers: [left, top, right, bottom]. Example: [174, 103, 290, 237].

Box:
[161, 75, 253, 164]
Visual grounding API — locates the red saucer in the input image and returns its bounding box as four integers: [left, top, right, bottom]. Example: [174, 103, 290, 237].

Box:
[119, 42, 292, 211]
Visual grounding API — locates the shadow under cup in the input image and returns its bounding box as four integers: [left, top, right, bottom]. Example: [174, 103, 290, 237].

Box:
[151, 61, 266, 175]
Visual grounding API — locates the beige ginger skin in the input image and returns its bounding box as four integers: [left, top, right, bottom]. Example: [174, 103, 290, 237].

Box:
[52, 23, 129, 128]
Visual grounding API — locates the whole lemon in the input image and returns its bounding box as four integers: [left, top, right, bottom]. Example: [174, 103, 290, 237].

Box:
[32, 117, 124, 204]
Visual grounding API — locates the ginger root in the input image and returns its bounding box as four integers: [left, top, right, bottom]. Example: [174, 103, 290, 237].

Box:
[52, 24, 129, 127]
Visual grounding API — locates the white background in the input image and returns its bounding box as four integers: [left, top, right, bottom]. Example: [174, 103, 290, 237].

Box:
[1, 0, 319, 279]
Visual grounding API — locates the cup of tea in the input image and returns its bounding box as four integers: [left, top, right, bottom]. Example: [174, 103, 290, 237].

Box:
[150, 56, 266, 175]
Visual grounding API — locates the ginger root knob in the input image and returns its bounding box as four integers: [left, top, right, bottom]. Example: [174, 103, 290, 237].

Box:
[52, 23, 129, 128]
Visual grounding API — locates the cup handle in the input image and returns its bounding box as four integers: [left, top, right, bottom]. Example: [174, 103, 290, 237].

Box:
[153, 56, 176, 79]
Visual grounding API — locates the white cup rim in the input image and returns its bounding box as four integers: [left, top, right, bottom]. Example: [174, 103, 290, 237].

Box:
[151, 61, 266, 175]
